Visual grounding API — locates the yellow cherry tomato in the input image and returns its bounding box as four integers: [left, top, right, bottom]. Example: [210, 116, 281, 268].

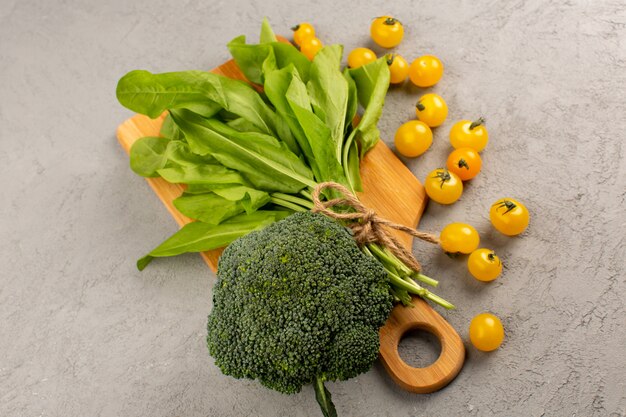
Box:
[446, 148, 482, 181]
[292, 23, 315, 46]
[386, 54, 409, 84]
[469, 313, 505, 352]
[490, 198, 529, 236]
[394, 120, 432, 157]
[424, 168, 463, 204]
[370, 16, 404, 48]
[416, 94, 448, 127]
[348, 47, 377, 69]
[449, 118, 489, 152]
[439, 223, 480, 254]
[300, 37, 323, 60]
[468, 248, 502, 282]
[408, 55, 444, 87]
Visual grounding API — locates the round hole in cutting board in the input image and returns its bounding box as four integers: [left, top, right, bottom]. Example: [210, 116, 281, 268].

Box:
[397, 329, 442, 368]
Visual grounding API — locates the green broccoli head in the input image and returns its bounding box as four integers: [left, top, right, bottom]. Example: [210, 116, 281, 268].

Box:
[207, 211, 393, 394]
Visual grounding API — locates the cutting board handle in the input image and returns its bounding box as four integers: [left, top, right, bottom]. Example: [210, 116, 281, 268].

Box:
[379, 297, 465, 393]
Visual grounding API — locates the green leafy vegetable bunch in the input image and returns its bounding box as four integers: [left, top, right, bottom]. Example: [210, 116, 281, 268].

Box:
[116, 19, 451, 308]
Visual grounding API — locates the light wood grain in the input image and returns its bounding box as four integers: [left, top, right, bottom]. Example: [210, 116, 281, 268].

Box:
[116, 56, 464, 394]
[379, 298, 465, 393]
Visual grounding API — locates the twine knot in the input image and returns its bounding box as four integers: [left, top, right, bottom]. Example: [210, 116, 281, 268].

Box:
[311, 182, 440, 272]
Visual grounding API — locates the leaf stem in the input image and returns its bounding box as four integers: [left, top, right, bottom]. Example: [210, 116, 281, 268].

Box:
[271, 193, 314, 209]
[269, 197, 307, 212]
[342, 129, 358, 192]
[299, 189, 313, 202]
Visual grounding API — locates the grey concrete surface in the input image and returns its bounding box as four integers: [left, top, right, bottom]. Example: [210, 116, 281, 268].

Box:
[1, 0, 625, 416]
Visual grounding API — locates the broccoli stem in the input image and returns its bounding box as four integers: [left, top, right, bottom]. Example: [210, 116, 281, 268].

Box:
[381, 245, 414, 276]
[366, 244, 399, 272]
[271, 193, 314, 209]
[423, 292, 456, 310]
[388, 286, 413, 306]
[384, 268, 455, 310]
[314, 375, 338, 417]
[413, 272, 439, 288]
[388, 289, 401, 303]
[367, 244, 399, 267]
[369, 244, 440, 287]
[270, 197, 307, 212]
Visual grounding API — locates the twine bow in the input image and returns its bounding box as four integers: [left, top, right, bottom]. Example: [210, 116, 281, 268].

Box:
[311, 182, 440, 272]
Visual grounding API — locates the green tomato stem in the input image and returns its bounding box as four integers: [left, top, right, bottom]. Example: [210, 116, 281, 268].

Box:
[384, 17, 400, 25]
[469, 117, 486, 130]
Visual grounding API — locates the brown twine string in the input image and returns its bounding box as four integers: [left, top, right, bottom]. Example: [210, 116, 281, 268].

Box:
[311, 182, 440, 272]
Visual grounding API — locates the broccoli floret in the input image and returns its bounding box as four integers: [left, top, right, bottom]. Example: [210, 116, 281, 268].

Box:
[207, 212, 393, 415]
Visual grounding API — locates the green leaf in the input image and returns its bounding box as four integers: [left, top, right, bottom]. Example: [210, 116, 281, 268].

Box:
[306, 45, 349, 162]
[314, 376, 338, 417]
[190, 73, 276, 136]
[160, 114, 183, 140]
[228, 37, 311, 84]
[173, 193, 245, 225]
[224, 40, 315, 154]
[227, 36, 275, 85]
[264, 66, 314, 170]
[129, 137, 217, 178]
[116, 70, 222, 118]
[226, 117, 266, 134]
[174, 183, 272, 224]
[129, 136, 171, 177]
[348, 58, 391, 157]
[118, 70, 300, 153]
[343, 68, 358, 134]
[259, 17, 277, 43]
[345, 139, 363, 192]
[136, 210, 289, 270]
[164, 140, 218, 167]
[212, 185, 270, 213]
[287, 92, 347, 186]
[271, 42, 311, 82]
[183, 183, 230, 194]
[158, 164, 248, 186]
[174, 185, 270, 224]
[170, 111, 316, 193]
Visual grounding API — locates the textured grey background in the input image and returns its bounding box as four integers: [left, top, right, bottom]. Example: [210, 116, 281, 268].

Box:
[1, 0, 625, 416]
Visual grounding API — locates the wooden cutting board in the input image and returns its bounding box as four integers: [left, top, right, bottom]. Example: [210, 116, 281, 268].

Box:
[116, 56, 465, 394]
